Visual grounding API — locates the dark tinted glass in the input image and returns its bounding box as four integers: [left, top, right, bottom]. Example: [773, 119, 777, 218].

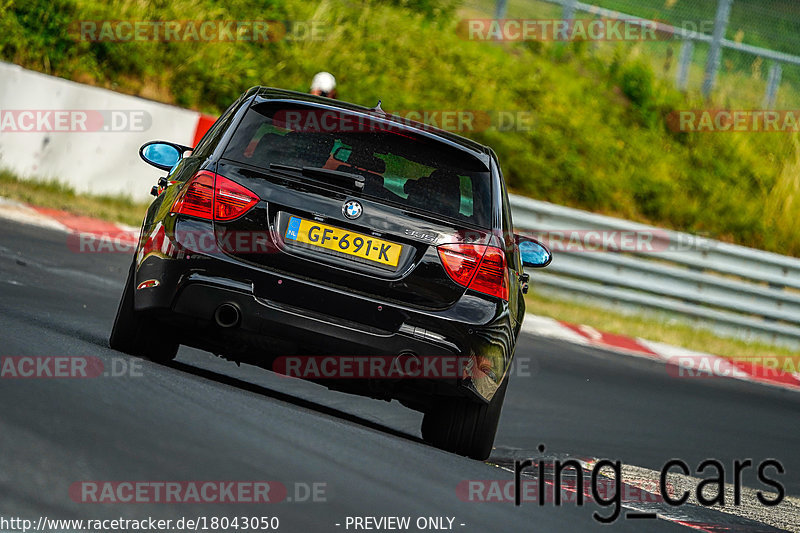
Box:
[222, 102, 492, 227]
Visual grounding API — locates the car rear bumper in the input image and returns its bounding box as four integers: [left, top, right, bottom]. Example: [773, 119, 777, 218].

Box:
[174, 273, 462, 356]
[134, 253, 515, 404]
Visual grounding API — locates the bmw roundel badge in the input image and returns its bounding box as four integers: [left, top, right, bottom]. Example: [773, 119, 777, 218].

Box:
[343, 200, 363, 220]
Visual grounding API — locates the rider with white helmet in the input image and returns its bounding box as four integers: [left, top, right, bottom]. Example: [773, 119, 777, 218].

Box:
[310, 71, 337, 98]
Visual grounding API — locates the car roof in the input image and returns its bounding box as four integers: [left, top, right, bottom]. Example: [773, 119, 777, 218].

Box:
[252, 87, 491, 159]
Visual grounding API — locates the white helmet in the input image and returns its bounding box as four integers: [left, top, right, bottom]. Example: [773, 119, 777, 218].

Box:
[310, 71, 336, 95]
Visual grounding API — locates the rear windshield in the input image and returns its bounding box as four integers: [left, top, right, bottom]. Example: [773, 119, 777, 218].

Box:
[222, 101, 492, 227]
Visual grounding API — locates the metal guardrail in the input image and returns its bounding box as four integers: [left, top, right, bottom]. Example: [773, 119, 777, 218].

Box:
[512, 0, 800, 105]
[511, 195, 800, 347]
[542, 0, 800, 66]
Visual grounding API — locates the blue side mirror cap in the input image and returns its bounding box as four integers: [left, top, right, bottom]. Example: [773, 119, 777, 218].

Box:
[519, 239, 552, 268]
[140, 141, 184, 171]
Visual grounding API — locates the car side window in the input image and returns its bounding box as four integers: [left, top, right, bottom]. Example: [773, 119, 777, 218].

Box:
[192, 98, 242, 158]
[496, 161, 521, 271]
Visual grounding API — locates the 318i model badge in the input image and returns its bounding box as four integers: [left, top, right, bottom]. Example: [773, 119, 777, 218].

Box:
[343, 200, 363, 219]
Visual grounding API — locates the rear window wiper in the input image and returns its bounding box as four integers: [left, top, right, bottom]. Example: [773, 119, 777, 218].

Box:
[269, 163, 365, 191]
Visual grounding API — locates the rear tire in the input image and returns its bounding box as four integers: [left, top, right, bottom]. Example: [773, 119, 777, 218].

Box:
[109, 261, 178, 363]
[421, 378, 508, 460]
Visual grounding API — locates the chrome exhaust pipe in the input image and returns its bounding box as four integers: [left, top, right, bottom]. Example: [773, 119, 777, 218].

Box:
[214, 303, 241, 328]
[391, 351, 421, 377]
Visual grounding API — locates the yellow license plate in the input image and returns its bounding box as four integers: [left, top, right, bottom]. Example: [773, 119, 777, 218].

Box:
[285, 216, 402, 267]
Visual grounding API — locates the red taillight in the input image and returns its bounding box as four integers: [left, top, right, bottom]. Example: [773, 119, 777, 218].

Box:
[214, 175, 259, 221]
[438, 244, 508, 301]
[172, 171, 214, 219]
[469, 246, 509, 300]
[438, 244, 485, 287]
[172, 171, 259, 221]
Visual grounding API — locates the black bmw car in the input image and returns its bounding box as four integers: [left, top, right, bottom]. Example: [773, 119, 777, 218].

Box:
[109, 87, 551, 460]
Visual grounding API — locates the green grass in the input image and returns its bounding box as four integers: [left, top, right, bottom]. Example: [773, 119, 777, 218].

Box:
[0, 170, 149, 227]
[1, 0, 799, 257]
[465, 0, 800, 100]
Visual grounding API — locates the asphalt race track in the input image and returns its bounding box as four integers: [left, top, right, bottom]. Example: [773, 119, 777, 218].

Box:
[1, 218, 798, 532]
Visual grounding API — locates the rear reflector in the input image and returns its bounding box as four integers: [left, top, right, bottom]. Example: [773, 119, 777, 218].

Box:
[438, 243, 508, 301]
[171, 171, 259, 222]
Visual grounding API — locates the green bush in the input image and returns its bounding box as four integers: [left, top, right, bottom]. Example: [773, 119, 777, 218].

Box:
[1, 0, 798, 256]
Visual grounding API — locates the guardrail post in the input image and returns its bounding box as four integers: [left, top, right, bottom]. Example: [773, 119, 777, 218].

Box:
[563, 0, 577, 20]
[702, 0, 733, 99]
[495, 0, 507, 20]
[763, 62, 782, 109]
[676, 40, 694, 91]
